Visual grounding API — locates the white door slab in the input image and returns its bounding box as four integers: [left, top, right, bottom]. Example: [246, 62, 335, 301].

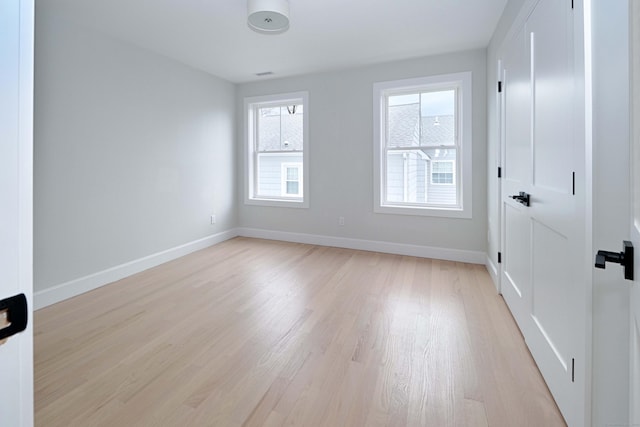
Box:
[0, 0, 34, 425]
[630, 0, 640, 421]
[500, 0, 585, 424]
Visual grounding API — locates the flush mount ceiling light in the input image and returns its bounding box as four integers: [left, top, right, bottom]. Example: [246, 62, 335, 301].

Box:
[248, 0, 290, 34]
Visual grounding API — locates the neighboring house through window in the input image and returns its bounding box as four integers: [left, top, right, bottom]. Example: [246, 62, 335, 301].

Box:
[245, 92, 309, 207]
[281, 163, 302, 197]
[373, 72, 472, 218]
[431, 160, 455, 185]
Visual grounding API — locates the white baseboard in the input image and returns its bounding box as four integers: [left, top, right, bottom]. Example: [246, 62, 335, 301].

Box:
[36, 227, 489, 310]
[34, 229, 238, 310]
[237, 227, 486, 264]
[485, 254, 500, 293]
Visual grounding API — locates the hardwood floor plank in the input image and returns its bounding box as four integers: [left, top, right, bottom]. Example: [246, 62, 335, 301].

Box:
[34, 237, 566, 426]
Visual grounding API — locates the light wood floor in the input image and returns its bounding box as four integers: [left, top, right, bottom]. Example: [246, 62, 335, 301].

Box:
[35, 237, 566, 426]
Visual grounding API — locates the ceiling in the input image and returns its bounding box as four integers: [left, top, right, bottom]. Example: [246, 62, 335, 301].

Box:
[44, 0, 508, 83]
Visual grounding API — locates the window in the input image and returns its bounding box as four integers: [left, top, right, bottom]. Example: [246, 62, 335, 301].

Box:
[431, 160, 455, 185]
[373, 72, 472, 218]
[245, 92, 309, 207]
[281, 163, 302, 197]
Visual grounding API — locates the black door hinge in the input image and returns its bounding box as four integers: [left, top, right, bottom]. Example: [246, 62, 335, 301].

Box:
[498, 81, 503, 93]
[571, 358, 575, 382]
[498, 167, 502, 178]
[498, 252, 502, 264]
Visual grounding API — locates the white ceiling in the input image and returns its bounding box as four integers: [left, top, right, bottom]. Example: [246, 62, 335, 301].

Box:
[45, 0, 508, 83]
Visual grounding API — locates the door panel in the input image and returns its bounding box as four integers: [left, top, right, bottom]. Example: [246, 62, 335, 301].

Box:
[531, 0, 572, 194]
[504, 28, 531, 190]
[503, 203, 530, 330]
[531, 219, 570, 369]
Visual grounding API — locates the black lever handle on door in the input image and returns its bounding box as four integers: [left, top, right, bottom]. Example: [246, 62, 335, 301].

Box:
[595, 240, 634, 281]
[0, 293, 28, 341]
[510, 191, 530, 206]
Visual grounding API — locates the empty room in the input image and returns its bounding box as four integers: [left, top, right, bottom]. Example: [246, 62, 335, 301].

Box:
[2, 0, 639, 426]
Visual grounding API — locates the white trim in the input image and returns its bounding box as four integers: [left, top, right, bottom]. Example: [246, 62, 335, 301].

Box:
[237, 227, 485, 264]
[495, 58, 504, 295]
[485, 254, 499, 289]
[373, 72, 472, 219]
[496, 0, 542, 57]
[245, 91, 309, 208]
[34, 230, 237, 310]
[581, 1, 594, 425]
[34, 227, 490, 310]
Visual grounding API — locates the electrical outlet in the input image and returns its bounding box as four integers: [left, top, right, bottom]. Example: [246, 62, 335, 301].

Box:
[338, 216, 345, 226]
[211, 215, 216, 224]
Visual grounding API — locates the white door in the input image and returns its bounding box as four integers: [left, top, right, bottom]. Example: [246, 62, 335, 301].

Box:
[500, 0, 585, 424]
[0, 0, 34, 425]
[630, 0, 640, 421]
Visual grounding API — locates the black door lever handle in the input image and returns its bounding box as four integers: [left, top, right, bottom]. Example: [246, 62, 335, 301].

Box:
[595, 240, 634, 280]
[510, 191, 530, 206]
[0, 294, 28, 341]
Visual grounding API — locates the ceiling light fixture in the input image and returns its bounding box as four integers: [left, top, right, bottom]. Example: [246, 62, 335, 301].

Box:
[247, 0, 290, 34]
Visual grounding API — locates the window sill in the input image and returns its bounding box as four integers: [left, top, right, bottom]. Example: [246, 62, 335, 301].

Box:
[374, 204, 471, 219]
[245, 197, 309, 209]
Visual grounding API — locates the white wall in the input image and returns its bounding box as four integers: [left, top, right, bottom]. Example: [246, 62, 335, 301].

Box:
[34, 7, 237, 294]
[237, 50, 487, 254]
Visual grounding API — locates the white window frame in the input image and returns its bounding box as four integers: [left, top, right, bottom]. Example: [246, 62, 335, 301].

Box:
[281, 162, 303, 197]
[431, 160, 456, 185]
[244, 91, 309, 208]
[373, 72, 472, 218]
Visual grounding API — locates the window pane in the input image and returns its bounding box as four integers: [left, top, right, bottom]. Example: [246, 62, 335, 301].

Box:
[385, 149, 457, 205]
[256, 154, 303, 197]
[421, 90, 455, 146]
[257, 107, 281, 151]
[286, 181, 299, 194]
[281, 105, 303, 151]
[387, 90, 456, 148]
[286, 167, 298, 180]
[432, 173, 453, 184]
[257, 105, 304, 152]
[386, 152, 406, 202]
[386, 150, 427, 203]
[387, 101, 420, 148]
[427, 151, 457, 206]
